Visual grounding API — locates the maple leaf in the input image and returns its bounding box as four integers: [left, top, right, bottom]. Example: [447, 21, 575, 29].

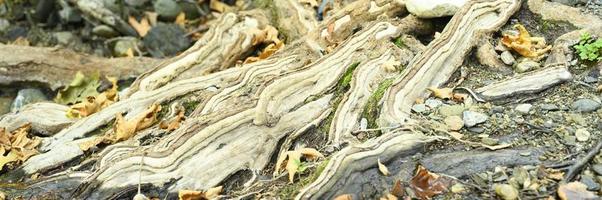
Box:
[501, 24, 551, 58]
[409, 165, 453, 200]
[178, 186, 222, 200]
[275, 148, 324, 183]
[56, 71, 101, 105]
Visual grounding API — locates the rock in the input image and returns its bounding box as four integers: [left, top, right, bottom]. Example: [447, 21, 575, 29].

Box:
[515, 60, 540, 73]
[53, 31, 76, 45]
[572, 99, 601, 112]
[481, 137, 498, 146]
[0, 96, 13, 115]
[178, 1, 201, 19]
[500, 51, 515, 65]
[126, 0, 148, 7]
[463, 111, 488, 127]
[0, 19, 9, 33]
[540, 104, 559, 111]
[495, 42, 508, 52]
[581, 175, 600, 191]
[439, 105, 465, 117]
[451, 184, 466, 193]
[405, 0, 467, 18]
[584, 76, 598, 84]
[112, 37, 139, 57]
[92, 25, 119, 38]
[143, 23, 190, 58]
[592, 164, 602, 175]
[543, 120, 555, 128]
[575, 128, 591, 142]
[425, 99, 443, 109]
[494, 184, 519, 200]
[491, 106, 504, 114]
[103, 0, 122, 13]
[360, 118, 368, 130]
[11, 89, 48, 112]
[58, 7, 82, 23]
[444, 116, 463, 131]
[5, 26, 28, 41]
[551, 0, 588, 6]
[514, 104, 532, 115]
[154, 0, 182, 19]
[412, 103, 428, 113]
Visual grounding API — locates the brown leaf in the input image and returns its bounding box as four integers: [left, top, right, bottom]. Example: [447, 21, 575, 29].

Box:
[333, 194, 353, 200]
[129, 16, 151, 37]
[275, 147, 324, 183]
[427, 87, 453, 100]
[145, 12, 158, 26]
[160, 109, 186, 131]
[178, 186, 222, 200]
[558, 182, 598, 200]
[0, 124, 40, 168]
[378, 158, 390, 176]
[391, 180, 405, 197]
[175, 12, 186, 26]
[409, 165, 452, 200]
[108, 104, 161, 142]
[379, 193, 398, 200]
[501, 24, 551, 58]
[244, 26, 284, 64]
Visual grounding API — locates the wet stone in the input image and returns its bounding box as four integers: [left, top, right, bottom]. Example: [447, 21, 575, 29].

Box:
[572, 99, 601, 112]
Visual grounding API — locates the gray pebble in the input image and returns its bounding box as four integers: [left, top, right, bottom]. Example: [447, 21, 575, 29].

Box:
[515, 60, 540, 73]
[581, 175, 600, 191]
[425, 99, 443, 109]
[572, 99, 601, 112]
[540, 104, 559, 111]
[412, 103, 428, 113]
[515, 103, 532, 115]
[154, 0, 182, 19]
[11, 88, 48, 112]
[463, 111, 488, 127]
[500, 51, 515, 65]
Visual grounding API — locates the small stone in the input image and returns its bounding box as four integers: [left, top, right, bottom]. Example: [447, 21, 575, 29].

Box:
[444, 116, 464, 131]
[357, 132, 366, 140]
[495, 42, 508, 52]
[515, 60, 540, 73]
[543, 120, 555, 128]
[581, 175, 600, 191]
[481, 137, 498, 146]
[92, 25, 119, 38]
[58, 7, 82, 23]
[592, 164, 602, 175]
[154, 0, 182, 19]
[53, 31, 75, 45]
[572, 99, 601, 112]
[11, 88, 48, 112]
[584, 76, 598, 83]
[500, 51, 515, 65]
[468, 126, 485, 133]
[360, 118, 368, 130]
[405, 0, 467, 18]
[143, 23, 191, 58]
[412, 103, 428, 113]
[439, 105, 465, 116]
[425, 99, 443, 109]
[126, 0, 148, 7]
[463, 111, 488, 127]
[575, 128, 591, 142]
[494, 184, 519, 200]
[540, 104, 559, 111]
[515, 103, 532, 115]
[112, 37, 139, 57]
[0, 19, 9, 33]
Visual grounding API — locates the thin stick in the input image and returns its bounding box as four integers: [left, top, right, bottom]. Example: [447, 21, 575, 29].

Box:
[563, 139, 602, 182]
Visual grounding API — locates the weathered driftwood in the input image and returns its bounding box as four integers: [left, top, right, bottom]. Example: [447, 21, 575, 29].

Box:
[0, 44, 159, 90]
[379, 0, 520, 127]
[475, 66, 573, 101]
[0, 102, 74, 136]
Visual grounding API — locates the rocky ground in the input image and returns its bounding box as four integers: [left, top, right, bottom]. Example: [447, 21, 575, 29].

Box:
[1, 0, 602, 199]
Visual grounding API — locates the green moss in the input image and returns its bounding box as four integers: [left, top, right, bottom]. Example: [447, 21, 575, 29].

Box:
[181, 101, 200, 115]
[316, 62, 361, 135]
[277, 159, 330, 199]
[393, 37, 405, 48]
[360, 78, 395, 132]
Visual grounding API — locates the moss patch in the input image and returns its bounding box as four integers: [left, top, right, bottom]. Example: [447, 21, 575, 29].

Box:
[277, 159, 330, 199]
[360, 78, 395, 132]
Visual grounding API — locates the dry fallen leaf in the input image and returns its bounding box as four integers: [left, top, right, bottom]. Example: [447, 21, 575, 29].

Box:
[428, 87, 453, 100]
[379, 193, 398, 200]
[501, 24, 551, 58]
[378, 158, 390, 176]
[275, 147, 324, 183]
[175, 12, 186, 26]
[66, 76, 119, 118]
[557, 182, 598, 200]
[145, 12, 158, 26]
[333, 194, 353, 200]
[0, 124, 40, 169]
[109, 104, 161, 142]
[409, 165, 453, 200]
[178, 186, 222, 200]
[160, 109, 186, 131]
[129, 16, 151, 37]
[126, 48, 135, 57]
[244, 26, 284, 64]
[209, 0, 232, 13]
[391, 180, 405, 197]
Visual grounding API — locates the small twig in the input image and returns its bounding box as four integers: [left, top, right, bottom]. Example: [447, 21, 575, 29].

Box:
[352, 125, 402, 134]
[563, 139, 602, 182]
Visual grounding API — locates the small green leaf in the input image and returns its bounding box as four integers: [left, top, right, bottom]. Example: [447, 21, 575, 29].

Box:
[55, 71, 101, 105]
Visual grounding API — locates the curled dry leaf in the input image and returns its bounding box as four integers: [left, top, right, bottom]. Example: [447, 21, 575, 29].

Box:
[178, 186, 223, 200]
[333, 194, 353, 200]
[0, 124, 40, 169]
[160, 109, 186, 131]
[409, 165, 453, 200]
[501, 24, 551, 58]
[379, 193, 398, 200]
[378, 158, 390, 176]
[175, 12, 186, 26]
[427, 87, 453, 100]
[391, 180, 405, 197]
[108, 104, 161, 142]
[209, 0, 232, 13]
[129, 16, 151, 37]
[66, 76, 119, 118]
[275, 147, 324, 183]
[557, 182, 598, 200]
[244, 26, 284, 64]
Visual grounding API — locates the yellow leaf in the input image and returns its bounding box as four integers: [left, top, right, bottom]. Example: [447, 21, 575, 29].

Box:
[175, 12, 186, 26]
[129, 16, 151, 37]
[0, 124, 40, 169]
[428, 87, 453, 100]
[286, 151, 302, 183]
[377, 158, 390, 176]
[298, 147, 324, 160]
[66, 76, 118, 118]
[275, 147, 324, 183]
[501, 24, 551, 58]
[108, 104, 161, 142]
[126, 48, 135, 58]
[160, 109, 186, 131]
[178, 186, 222, 200]
[209, 0, 231, 13]
[334, 194, 353, 200]
[0, 151, 18, 169]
